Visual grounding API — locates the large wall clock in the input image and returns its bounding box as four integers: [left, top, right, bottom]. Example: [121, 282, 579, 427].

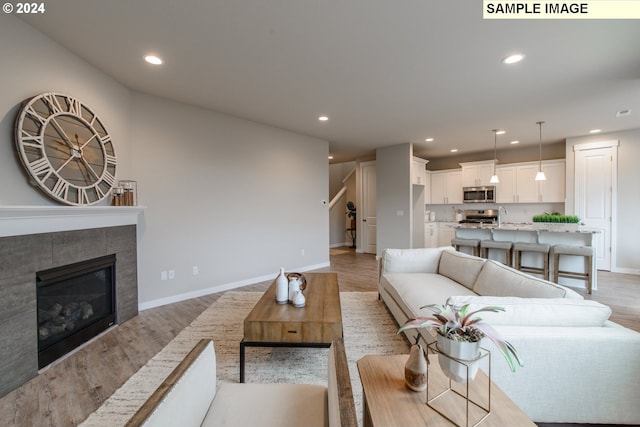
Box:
[14, 93, 117, 206]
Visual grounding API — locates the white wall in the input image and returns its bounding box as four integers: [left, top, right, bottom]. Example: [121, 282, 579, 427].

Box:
[566, 129, 640, 274]
[0, 16, 133, 205]
[376, 143, 412, 257]
[130, 93, 329, 305]
[0, 16, 330, 308]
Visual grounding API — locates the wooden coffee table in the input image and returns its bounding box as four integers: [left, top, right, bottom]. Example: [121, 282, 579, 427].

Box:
[357, 354, 535, 427]
[240, 272, 343, 382]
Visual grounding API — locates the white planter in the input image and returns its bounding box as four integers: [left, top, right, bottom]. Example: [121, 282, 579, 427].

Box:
[531, 222, 580, 232]
[436, 334, 481, 383]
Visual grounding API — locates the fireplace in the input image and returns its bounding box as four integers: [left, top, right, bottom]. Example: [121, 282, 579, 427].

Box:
[0, 209, 141, 397]
[36, 254, 117, 369]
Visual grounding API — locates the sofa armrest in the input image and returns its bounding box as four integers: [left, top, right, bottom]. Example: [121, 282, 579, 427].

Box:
[329, 338, 358, 427]
[126, 339, 216, 427]
[379, 247, 447, 278]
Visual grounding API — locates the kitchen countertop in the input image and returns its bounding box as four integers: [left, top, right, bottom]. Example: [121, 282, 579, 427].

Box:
[454, 222, 600, 233]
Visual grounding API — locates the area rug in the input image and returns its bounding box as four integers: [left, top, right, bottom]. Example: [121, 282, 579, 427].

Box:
[80, 291, 409, 427]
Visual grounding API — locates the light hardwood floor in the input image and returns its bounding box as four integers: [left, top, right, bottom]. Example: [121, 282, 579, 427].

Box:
[0, 248, 638, 427]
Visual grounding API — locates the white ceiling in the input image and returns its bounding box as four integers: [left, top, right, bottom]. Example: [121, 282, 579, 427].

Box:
[20, 1, 640, 163]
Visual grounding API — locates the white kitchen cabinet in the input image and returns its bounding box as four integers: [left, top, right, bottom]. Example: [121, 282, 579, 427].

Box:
[430, 170, 462, 204]
[496, 160, 565, 203]
[460, 160, 495, 187]
[496, 163, 539, 203]
[424, 222, 438, 248]
[437, 222, 457, 247]
[411, 157, 428, 186]
[539, 160, 565, 203]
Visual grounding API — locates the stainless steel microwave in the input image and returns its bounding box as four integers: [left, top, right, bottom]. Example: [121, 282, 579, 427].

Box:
[463, 186, 496, 203]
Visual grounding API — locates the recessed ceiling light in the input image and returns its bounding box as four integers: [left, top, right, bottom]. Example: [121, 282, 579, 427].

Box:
[450, 149, 458, 153]
[616, 109, 631, 117]
[502, 53, 525, 64]
[328, 155, 334, 160]
[589, 129, 602, 134]
[510, 140, 520, 144]
[425, 138, 434, 142]
[318, 116, 329, 121]
[496, 130, 506, 135]
[144, 55, 163, 65]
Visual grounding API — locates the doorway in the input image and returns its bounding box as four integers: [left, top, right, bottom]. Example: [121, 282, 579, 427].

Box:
[360, 161, 377, 254]
[574, 141, 618, 271]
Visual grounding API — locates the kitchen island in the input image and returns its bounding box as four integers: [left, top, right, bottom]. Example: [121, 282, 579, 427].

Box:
[454, 223, 599, 292]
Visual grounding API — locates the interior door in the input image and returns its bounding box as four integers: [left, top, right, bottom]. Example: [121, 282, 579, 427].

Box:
[574, 145, 615, 270]
[361, 161, 377, 254]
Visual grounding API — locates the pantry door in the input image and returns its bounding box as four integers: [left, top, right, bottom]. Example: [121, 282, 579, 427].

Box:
[574, 142, 617, 271]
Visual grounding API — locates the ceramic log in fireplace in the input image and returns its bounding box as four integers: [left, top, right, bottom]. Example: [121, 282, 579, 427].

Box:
[36, 255, 116, 368]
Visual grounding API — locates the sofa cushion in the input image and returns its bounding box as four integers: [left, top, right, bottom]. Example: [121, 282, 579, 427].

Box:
[472, 260, 582, 299]
[381, 248, 443, 274]
[437, 249, 486, 290]
[381, 272, 477, 318]
[204, 383, 327, 427]
[446, 295, 612, 327]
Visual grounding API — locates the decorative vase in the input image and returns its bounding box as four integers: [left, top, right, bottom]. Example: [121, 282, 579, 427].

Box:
[288, 276, 301, 303]
[275, 267, 288, 304]
[404, 343, 427, 392]
[436, 334, 480, 383]
[292, 290, 306, 308]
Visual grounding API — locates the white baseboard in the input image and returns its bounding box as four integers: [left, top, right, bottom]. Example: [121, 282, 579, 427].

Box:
[611, 267, 640, 275]
[330, 242, 350, 248]
[138, 261, 331, 311]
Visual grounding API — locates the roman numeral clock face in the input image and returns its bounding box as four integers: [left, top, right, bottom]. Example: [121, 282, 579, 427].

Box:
[14, 93, 117, 205]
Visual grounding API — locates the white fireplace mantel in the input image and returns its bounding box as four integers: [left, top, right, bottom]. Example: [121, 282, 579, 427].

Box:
[0, 205, 146, 237]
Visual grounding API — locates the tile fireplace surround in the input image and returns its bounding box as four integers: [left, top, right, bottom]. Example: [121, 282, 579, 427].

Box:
[0, 206, 143, 397]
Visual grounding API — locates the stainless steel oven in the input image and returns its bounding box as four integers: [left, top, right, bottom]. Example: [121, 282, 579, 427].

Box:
[463, 186, 496, 203]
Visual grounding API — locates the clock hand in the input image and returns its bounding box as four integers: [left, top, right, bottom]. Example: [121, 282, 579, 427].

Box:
[55, 154, 78, 175]
[78, 133, 98, 150]
[49, 117, 77, 149]
[77, 156, 101, 181]
[48, 141, 72, 156]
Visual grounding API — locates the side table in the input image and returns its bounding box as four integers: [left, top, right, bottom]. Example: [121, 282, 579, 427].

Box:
[357, 354, 535, 427]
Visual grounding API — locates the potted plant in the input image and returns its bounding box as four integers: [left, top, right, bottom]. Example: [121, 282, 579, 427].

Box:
[532, 213, 581, 231]
[346, 201, 357, 229]
[398, 303, 523, 382]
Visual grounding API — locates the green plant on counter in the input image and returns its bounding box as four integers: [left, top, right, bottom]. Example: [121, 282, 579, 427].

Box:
[532, 214, 580, 223]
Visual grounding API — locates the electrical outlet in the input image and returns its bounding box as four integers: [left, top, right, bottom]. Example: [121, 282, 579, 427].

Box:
[161, 271, 167, 281]
[301, 249, 305, 256]
[192, 266, 199, 276]
[168, 270, 175, 280]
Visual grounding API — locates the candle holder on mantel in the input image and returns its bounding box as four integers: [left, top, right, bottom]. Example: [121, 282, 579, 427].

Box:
[116, 180, 137, 206]
[111, 186, 124, 206]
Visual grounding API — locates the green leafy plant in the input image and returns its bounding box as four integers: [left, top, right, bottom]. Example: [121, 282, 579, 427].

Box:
[532, 214, 579, 223]
[398, 303, 524, 372]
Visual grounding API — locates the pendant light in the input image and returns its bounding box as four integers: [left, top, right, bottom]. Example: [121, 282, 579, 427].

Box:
[489, 129, 500, 184]
[535, 121, 546, 181]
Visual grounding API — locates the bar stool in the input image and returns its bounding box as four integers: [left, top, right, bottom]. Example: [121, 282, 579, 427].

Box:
[513, 242, 550, 279]
[480, 240, 513, 267]
[451, 238, 481, 257]
[551, 245, 594, 294]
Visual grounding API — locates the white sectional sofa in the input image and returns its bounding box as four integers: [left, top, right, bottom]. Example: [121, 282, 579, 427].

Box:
[125, 338, 357, 427]
[379, 246, 640, 425]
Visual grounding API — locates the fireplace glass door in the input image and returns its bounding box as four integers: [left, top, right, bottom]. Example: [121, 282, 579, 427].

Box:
[36, 254, 116, 368]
